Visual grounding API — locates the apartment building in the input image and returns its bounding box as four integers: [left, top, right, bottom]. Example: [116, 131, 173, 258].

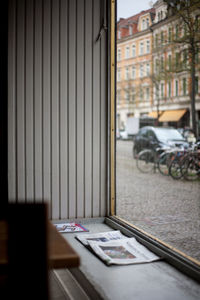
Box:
[117, 8, 155, 130]
[151, 0, 200, 131]
[117, 0, 200, 135]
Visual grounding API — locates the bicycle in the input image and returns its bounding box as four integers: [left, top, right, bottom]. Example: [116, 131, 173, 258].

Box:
[136, 147, 171, 175]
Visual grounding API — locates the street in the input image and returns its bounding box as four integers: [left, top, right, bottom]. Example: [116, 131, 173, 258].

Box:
[116, 140, 200, 261]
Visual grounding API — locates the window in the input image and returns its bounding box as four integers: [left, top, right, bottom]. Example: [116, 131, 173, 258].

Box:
[146, 87, 150, 100]
[146, 40, 150, 53]
[175, 24, 179, 39]
[146, 63, 150, 76]
[139, 87, 143, 100]
[175, 79, 179, 96]
[129, 25, 133, 35]
[168, 81, 171, 97]
[132, 44, 136, 57]
[140, 42, 144, 55]
[175, 52, 179, 70]
[115, 0, 200, 278]
[117, 90, 121, 104]
[142, 19, 146, 30]
[118, 29, 121, 39]
[183, 78, 187, 95]
[117, 48, 121, 61]
[125, 46, 129, 59]
[140, 64, 144, 77]
[131, 65, 136, 79]
[161, 31, 164, 45]
[125, 89, 130, 102]
[146, 18, 149, 28]
[125, 67, 129, 80]
[168, 54, 172, 71]
[182, 49, 187, 69]
[168, 27, 172, 43]
[131, 87, 135, 102]
[117, 68, 121, 81]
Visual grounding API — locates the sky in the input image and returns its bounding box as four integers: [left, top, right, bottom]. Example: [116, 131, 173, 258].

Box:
[117, 0, 156, 20]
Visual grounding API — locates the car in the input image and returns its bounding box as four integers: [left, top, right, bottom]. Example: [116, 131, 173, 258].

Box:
[133, 126, 189, 157]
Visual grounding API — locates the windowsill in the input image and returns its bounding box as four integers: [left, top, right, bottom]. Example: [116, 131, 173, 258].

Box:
[52, 217, 200, 300]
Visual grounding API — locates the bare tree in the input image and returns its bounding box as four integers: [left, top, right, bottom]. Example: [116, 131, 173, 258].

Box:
[164, 0, 200, 136]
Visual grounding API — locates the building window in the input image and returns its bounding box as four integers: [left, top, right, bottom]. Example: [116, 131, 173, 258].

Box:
[175, 79, 179, 96]
[175, 52, 179, 70]
[182, 49, 187, 69]
[142, 19, 146, 30]
[118, 29, 121, 39]
[146, 87, 150, 100]
[155, 34, 158, 48]
[168, 81, 171, 97]
[146, 63, 150, 76]
[117, 90, 121, 104]
[175, 24, 179, 39]
[125, 89, 130, 102]
[132, 44, 136, 57]
[125, 67, 129, 80]
[168, 27, 172, 43]
[140, 64, 144, 77]
[131, 65, 136, 79]
[183, 78, 187, 95]
[168, 54, 172, 71]
[140, 42, 144, 55]
[117, 48, 121, 61]
[131, 87, 135, 102]
[117, 68, 121, 82]
[161, 31, 164, 45]
[140, 88, 143, 100]
[146, 40, 150, 53]
[158, 12, 161, 21]
[161, 56, 164, 72]
[129, 25, 133, 35]
[155, 58, 159, 73]
[125, 46, 129, 59]
[146, 18, 149, 28]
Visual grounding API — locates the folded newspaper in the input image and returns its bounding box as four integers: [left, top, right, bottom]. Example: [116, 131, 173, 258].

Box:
[76, 230, 160, 265]
[54, 222, 88, 233]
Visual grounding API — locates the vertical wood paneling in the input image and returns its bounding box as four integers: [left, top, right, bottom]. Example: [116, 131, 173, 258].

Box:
[85, 0, 93, 217]
[76, 0, 84, 218]
[43, 0, 51, 218]
[8, 0, 16, 202]
[100, 0, 107, 217]
[25, 0, 34, 201]
[17, 0, 25, 201]
[93, 0, 101, 217]
[68, 0, 76, 218]
[60, 0, 68, 219]
[51, 0, 60, 219]
[34, 0, 43, 201]
[8, 0, 108, 219]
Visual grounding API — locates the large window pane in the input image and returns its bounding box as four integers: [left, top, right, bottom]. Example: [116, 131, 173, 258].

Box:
[116, 0, 200, 263]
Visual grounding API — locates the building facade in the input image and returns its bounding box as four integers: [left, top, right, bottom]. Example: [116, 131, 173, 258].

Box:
[117, 0, 200, 136]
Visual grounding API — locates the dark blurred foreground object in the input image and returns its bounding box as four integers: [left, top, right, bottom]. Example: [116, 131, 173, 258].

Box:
[4, 203, 49, 300]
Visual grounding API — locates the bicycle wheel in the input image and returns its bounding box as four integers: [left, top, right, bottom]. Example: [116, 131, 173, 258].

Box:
[169, 159, 183, 179]
[182, 156, 200, 181]
[136, 150, 155, 173]
[158, 152, 170, 176]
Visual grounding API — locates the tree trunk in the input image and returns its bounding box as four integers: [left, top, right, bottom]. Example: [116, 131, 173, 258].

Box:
[190, 48, 197, 137]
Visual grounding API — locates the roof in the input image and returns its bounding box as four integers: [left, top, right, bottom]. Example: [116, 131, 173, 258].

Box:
[117, 8, 155, 38]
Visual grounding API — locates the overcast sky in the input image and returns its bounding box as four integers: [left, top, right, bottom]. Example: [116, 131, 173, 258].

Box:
[117, 0, 156, 20]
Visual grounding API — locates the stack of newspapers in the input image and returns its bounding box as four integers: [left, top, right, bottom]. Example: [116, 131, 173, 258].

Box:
[76, 230, 160, 266]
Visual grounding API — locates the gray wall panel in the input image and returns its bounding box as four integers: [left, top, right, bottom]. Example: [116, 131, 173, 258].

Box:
[8, 0, 108, 219]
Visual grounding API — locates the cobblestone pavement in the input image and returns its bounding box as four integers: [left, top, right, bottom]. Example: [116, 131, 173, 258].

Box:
[116, 140, 200, 262]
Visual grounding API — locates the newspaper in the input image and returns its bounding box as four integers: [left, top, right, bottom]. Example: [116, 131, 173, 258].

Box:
[76, 230, 160, 265]
[54, 222, 89, 233]
[87, 237, 160, 265]
[76, 230, 127, 246]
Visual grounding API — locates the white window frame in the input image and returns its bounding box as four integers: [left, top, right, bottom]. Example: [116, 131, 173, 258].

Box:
[132, 44, 136, 57]
[125, 46, 130, 59]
